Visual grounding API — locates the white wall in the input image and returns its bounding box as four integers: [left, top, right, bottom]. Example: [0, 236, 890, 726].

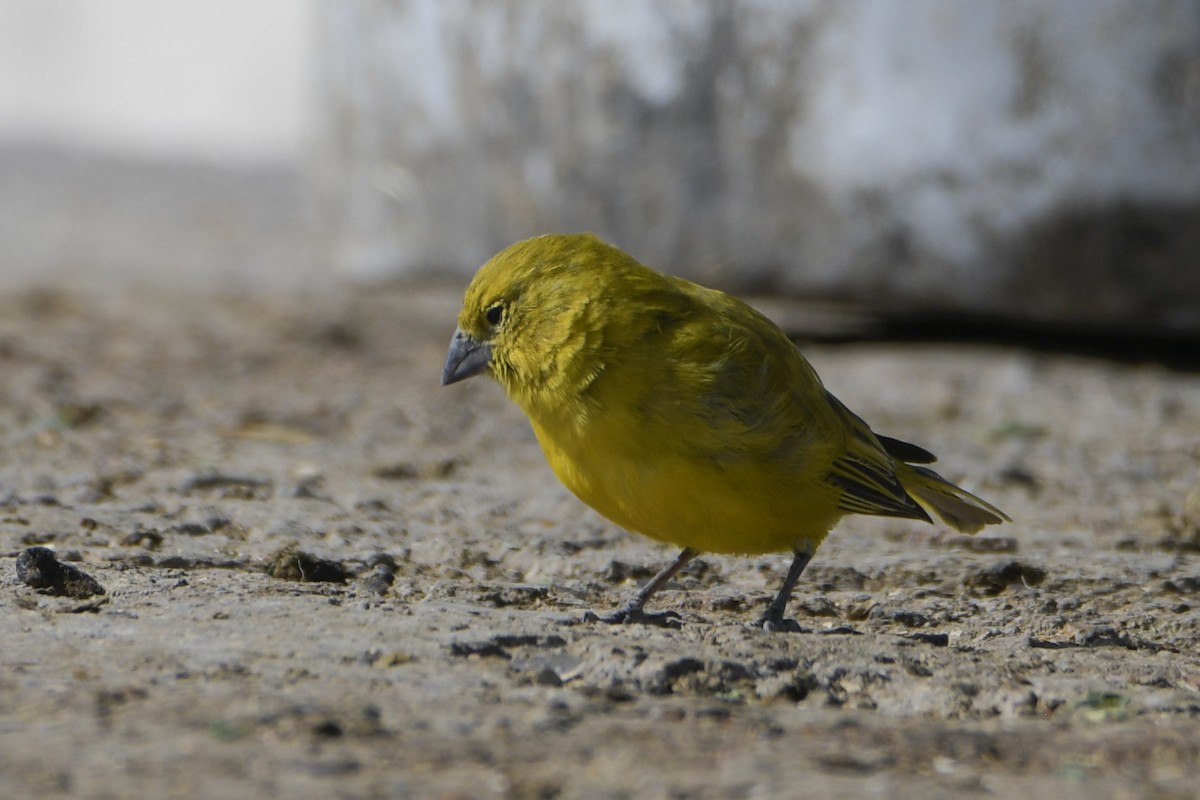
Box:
[0, 0, 315, 164]
[317, 1, 1200, 329]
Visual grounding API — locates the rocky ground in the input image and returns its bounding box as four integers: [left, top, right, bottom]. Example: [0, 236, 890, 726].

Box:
[0, 282, 1197, 799]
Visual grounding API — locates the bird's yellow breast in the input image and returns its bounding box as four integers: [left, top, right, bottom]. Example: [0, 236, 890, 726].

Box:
[526, 392, 843, 556]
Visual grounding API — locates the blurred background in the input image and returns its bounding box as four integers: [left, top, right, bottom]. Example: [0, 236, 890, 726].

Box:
[2, 0, 1199, 335]
[0, 0, 318, 292]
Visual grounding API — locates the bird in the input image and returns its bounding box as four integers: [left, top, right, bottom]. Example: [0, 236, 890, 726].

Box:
[442, 233, 1009, 630]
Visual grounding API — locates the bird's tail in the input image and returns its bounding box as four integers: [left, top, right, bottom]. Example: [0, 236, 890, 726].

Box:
[897, 464, 1010, 534]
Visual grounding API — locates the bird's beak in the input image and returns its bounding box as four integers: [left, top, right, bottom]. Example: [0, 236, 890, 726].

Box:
[441, 328, 492, 385]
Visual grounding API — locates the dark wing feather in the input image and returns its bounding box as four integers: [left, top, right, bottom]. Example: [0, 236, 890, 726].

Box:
[877, 435, 937, 464]
[821, 391, 931, 522]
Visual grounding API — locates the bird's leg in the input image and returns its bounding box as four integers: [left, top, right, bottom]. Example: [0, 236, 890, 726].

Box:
[757, 544, 815, 633]
[585, 547, 698, 627]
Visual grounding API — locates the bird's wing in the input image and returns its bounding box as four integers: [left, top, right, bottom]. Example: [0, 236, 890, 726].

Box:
[641, 290, 835, 464]
[607, 281, 929, 528]
[822, 392, 932, 522]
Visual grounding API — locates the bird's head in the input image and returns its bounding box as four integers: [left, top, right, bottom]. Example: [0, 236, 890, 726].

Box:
[442, 233, 637, 404]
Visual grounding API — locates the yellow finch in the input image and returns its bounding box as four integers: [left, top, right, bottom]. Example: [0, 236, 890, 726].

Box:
[443, 233, 1009, 630]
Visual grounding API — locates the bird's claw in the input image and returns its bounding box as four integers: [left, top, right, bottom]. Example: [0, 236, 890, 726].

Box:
[753, 614, 806, 634]
[583, 607, 684, 629]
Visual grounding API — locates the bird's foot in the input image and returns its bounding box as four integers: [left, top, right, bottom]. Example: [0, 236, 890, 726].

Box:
[752, 613, 807, 634]
[583, 605, 684, 629]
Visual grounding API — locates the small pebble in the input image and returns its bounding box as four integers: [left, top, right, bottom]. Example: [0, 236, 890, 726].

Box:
[15, 546, 106, 598]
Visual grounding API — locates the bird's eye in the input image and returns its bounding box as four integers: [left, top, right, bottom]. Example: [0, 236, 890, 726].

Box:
[485, 305, 504, 326]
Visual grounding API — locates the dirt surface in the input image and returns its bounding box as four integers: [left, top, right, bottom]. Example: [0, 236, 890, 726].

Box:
[1, 283, 1197, 799]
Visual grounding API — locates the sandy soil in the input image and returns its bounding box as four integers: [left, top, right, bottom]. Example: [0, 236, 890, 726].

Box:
[1, 284, 1197, 799]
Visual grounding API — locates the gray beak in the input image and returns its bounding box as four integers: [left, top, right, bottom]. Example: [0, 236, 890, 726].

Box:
[441, 328, 492, 385]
